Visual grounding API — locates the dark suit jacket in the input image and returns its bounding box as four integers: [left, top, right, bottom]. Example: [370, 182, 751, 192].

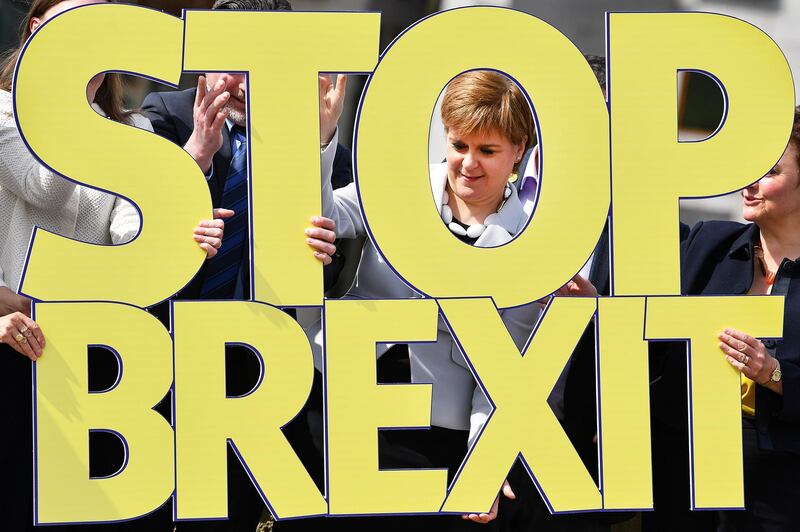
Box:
[141, 88, 353, 312]
[652, 221, 800, 454]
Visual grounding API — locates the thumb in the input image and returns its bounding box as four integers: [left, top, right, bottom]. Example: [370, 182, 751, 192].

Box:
[502, 480, 516, 500]
[213, 208, 235, 219]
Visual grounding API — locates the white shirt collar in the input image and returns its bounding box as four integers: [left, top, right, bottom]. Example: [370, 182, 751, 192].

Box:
[518, 144, 540, 190]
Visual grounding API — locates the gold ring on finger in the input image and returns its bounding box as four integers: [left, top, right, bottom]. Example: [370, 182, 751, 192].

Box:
[14, 333, 24, 343]
[19, 325, 28, 334]
[744, 355, 751, 365]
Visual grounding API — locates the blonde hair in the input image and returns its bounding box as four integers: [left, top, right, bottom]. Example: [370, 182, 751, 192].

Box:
[441, 70, 534, 159]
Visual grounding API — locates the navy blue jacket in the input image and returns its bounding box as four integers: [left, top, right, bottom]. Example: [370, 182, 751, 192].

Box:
[666, 221, 800, 454]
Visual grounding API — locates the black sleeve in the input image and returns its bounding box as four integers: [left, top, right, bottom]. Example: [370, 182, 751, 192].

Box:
[141, 92, 180, 145]
[679, 221, 691, 243]
[331, 144, 353, 190]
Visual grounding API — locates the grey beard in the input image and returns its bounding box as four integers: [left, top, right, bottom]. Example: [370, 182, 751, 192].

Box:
[225, 103, 246, 127]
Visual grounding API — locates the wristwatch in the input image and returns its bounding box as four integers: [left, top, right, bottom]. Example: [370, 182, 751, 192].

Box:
[769, 359, 782, 383]
[761, 358, 781, 386]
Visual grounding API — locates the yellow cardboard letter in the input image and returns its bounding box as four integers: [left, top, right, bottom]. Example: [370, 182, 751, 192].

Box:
[609, 13, 794, 295]
[325, 298, 446, 515]
[597, 297, 652, 510]
[645, 295, 783, 509]
[34, 302, 174, 524]
[173, 301, 326, 520]
[440, 297, 601, 513]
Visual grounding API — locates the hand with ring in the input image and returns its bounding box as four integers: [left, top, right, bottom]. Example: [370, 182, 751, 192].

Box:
[718, 328, 777, 385]
[0, 311, 45, 361]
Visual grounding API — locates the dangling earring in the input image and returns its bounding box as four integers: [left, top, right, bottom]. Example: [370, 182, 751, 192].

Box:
[509, 155, 522, 182]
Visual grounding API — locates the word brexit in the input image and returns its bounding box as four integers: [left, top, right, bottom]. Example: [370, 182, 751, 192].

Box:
[13, 3, 794, 526]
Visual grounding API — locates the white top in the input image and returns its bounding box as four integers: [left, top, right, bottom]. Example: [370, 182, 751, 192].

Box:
[300, 163, 540, 446]
[0, 90, 142, 291]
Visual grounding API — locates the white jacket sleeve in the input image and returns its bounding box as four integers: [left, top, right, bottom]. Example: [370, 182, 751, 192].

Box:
[0, 115, 78, 210]
[320, 131, 365, 240]
[108, 198, 141, 244]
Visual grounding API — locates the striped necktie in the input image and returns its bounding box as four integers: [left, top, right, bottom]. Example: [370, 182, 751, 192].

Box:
[200, 126, 249, 299]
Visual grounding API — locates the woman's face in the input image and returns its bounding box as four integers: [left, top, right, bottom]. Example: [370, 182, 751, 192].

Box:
[445, 128, 525, 208]
[742, 141, 800, 224]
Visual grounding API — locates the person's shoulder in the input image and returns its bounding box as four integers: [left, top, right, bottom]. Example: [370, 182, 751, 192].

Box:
[685, 220, 749, 246]
[142, 87, 196, 114]
[682, 220, 752, 261]
[141, 88, 196, 140]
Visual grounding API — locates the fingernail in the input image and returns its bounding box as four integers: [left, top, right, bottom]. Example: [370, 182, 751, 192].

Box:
[724, 328, 732, 334]
[307, 238, 314, 244]
[304, 229, 312, 236]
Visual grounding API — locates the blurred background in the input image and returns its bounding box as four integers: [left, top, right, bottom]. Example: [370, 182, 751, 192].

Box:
[2, 0, 798, 223]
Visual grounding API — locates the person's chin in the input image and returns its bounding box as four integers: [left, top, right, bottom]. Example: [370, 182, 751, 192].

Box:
[454, 183, 481, 199]
[741, 208, 760, 223]
[225, 104, 247, 127]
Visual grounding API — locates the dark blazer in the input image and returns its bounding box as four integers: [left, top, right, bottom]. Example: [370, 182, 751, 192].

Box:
[655, 221, 800, 454]
[141, 88, 353, 308]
